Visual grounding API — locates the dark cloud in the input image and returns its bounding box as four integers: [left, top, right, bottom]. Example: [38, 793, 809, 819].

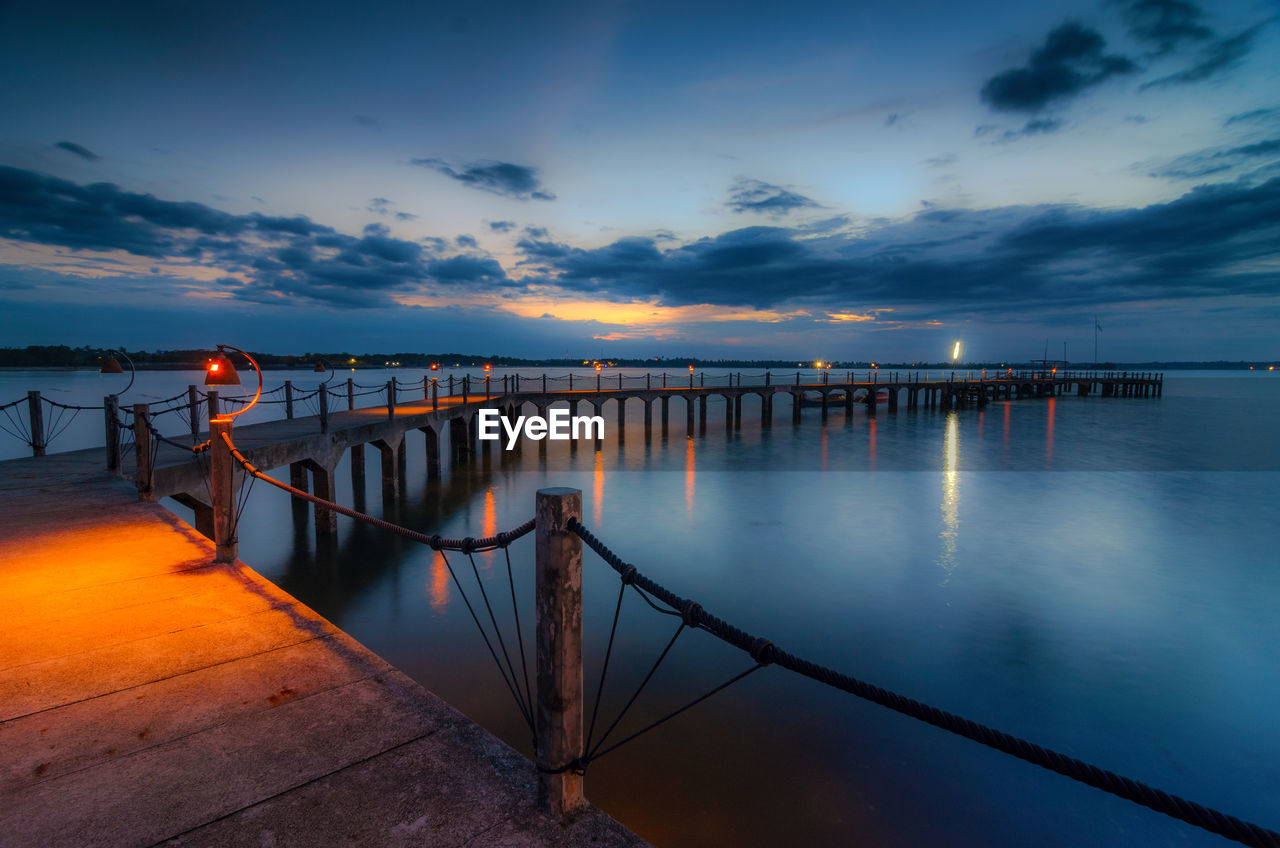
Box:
[456, 234, 477, 248]
[488, 220, 516, 232]
[0, 166, 512, 309]
[1117, 0, 1213, 54]
[1142, 23, 1266, 88]
[1143, 138, 1280, 179]
[1001, 118, 1066, 140]
[368, 197, 392, 215]
[53, 141, 100, 162]
[885, 112, 904, 127]
[726, 178, 822, 217]
[923, 153, 958, 167]
[515, 178, 1280, 312]
[1225, 107, 1280, 127]
[980, 23, 1137, 113]
[410, 158, 556, 200]
[523, 226, 548, 238]
[395, 211, 418, 221]
[354, 114, 380, 129]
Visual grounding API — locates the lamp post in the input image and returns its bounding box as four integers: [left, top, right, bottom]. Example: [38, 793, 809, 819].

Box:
[205, 345, 263, 564]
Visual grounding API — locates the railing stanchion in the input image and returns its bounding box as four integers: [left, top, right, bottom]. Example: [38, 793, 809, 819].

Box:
[347, 378, 355, 410]
[210, 417, 237, 563]
[104, 394, 120, 473]
[188, 385, 199, 439]
[133, 403, 152, 497]
[319, 385, 329, 434]
[387, 379, 396, 419]
[27, 391, 45, 456]
[535, 487, 585, 819]
[432, 378, 438, 411]
[207, 390, 220, 421]
[284, 380, 294, 419]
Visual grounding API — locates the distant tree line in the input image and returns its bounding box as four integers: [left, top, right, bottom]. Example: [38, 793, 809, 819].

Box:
[0, 346, 1270, 370]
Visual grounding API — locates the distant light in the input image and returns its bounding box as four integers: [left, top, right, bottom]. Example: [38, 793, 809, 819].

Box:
[814, 360, 823, 368]
[484, 363, 492, 372]
[952, 341, 962, 361]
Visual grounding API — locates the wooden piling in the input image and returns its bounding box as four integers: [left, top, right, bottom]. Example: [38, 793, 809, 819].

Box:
[104, 395, 120, 473]
[188, 385, 199, 439]
[535, 487, 585, 820]
[284, 381, 294, 419]
[133, 404, 152, 496]
[209, 417, 237, 563]
[27, 391, 45, 456]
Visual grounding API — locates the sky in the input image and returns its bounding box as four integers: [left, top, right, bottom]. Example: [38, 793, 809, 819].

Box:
[0, 0, 1277, 361]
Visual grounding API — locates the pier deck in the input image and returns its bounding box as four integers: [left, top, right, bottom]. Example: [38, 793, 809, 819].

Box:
[0, 453, 644, 847]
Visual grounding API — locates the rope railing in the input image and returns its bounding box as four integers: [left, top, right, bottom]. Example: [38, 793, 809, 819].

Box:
[565, 517, 1279, 848]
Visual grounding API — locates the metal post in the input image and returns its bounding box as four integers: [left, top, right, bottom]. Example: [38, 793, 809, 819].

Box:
[104, 394, 120, 473]
[535, 487, 584, 819]
[188, 385, 199, 439]
[133, 403, 152, 496]
[285, 380, 294, 419]
[319, 385, 329, 433]
[209, 417, 237, 563]
[27, 391, 45, 456]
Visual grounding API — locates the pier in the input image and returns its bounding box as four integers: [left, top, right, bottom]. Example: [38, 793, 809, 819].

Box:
[0, 451, 643, 846]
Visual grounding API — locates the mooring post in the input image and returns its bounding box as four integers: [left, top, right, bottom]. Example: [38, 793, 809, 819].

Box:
[535, 487, 585, 819]
[319, 384, 329, 433]
[27, 391, 45, 456]
[188, 385, 199, 439]
[209, 417, 237, 563]
[284, 380, 295, 419]
[104, 394, 120, 473]
[133, 403, 152, 497]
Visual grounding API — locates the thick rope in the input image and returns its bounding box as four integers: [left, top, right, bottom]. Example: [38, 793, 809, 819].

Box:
[567, 517, 1280, 848]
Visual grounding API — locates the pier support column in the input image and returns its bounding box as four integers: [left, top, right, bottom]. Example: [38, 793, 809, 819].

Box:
[535, 487, 585, 819]
[685, 396, 694, 434]
[844, 389, 854, 417]
[725, 395, 734, 431]
[792, 391, 802, 423]
[864, 390, 876, 417]
[888, 388, 899, 413]
[761, 393, 771, 427]
[308, 460, 338, 539]
[171, 492, 215, 540]
[617, 397, 626, 443]
[661, 396, 669, 435]
[643, 398, 652, 440]
[422, 425, 441, 478]
[698, 395, 708, 434]
[820, 391, 829, 421]
[350, 443, 367, 511]
[373, 434, 405, 504]
[289, 461, 310, 525]
[733, 394, 742, 429]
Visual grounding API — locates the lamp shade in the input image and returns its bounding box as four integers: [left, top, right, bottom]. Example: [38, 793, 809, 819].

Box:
[100, 356, 124, 374]
[205, 353, 241, 386]
[313, 361, 326, 372]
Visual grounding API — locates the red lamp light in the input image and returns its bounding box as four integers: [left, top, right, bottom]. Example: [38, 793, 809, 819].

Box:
[205, 353, 240, 386]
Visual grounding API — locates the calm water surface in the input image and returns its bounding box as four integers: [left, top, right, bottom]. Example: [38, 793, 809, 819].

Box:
[3, 368, 1278, 846]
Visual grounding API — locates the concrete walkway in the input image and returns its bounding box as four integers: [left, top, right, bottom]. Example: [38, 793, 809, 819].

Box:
[0, 454, 645, 847]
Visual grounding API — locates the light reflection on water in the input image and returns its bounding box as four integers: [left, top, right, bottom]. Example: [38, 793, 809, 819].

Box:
[2, 368, 1279, 845]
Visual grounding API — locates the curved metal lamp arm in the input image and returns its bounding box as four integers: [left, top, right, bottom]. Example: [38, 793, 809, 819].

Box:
[317, 358, 336, 387]
[217, 344, 262, 418]
[109, 349, 136, 396]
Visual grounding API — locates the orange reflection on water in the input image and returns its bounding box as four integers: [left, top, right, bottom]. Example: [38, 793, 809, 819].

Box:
[685, 435, 696, 517]
[1046, 397, 1056, 464]
[428, 551, 450, 613]
[593, 448, 604, 525]
[868, 416, 877, 470]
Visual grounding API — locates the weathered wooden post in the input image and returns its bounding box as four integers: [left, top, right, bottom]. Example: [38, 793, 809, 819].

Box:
[545, 373, 550, 393]
[596, 371, 601, 392]
[207, 390, 220, 421]
[486, 375, 491, 400]
[133, 403, 152, 496]
[765, 370, 771, 387]
[284, 380, 295, 419]
[535, 487, 584, 819]
[104, 394, 120, 473]
[387, 379, 396, 419]
[188, 385, 200, 439]
[319, 384, 329, 433]
[462, 377, 469, 406]
[209, 417, 238, 563]
[432, 378, 439, 411]
[27, 391, 45, 456]
[347, 378, 355, 410]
